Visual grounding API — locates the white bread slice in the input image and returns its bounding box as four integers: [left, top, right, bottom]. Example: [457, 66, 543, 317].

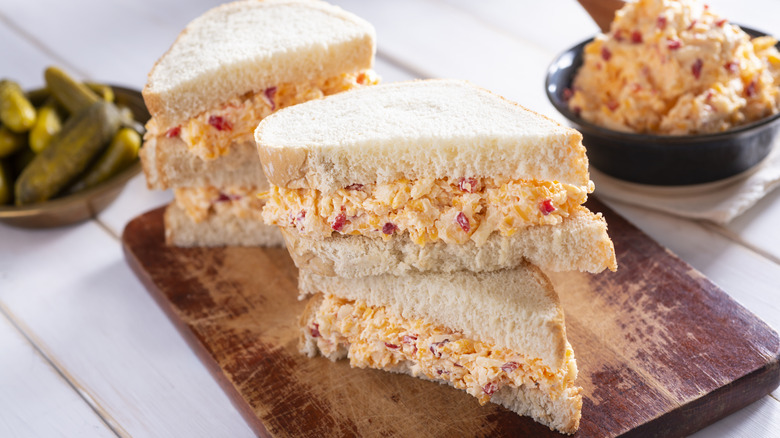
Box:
[298, 265, 567, 369]
[255, 79, 590, 193]
[282, 206, 617, 276]
[140, 136, 268, 190]
[298, 269, 582, 434]
[164, 202, 284, 247]
[144, 0, 376, 129]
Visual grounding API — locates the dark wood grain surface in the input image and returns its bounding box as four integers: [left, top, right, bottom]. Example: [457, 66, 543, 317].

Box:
[122, 199, 780, 437]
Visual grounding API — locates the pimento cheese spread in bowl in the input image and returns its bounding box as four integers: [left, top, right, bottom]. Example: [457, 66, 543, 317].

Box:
[546, 0, 780, 185]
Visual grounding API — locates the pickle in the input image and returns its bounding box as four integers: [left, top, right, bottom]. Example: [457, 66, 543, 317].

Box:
[85, 82, 114, 103]
[15, 100, 121, 205]
[0, 160, 11, 205]
[0, 80, 37, 133]
[44, 66, 99, 114]
[25, 88, 51, 107]
[67, 127, 140, 193]
[29, 102, 62, 153]
[0, 125, 27, 158]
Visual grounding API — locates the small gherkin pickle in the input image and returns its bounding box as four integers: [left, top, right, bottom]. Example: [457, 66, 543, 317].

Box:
[85, 82, 114, 103]
[0, 80, 37, 133]
[67, 127, 140, 193]
[44, 66, 100, 114]
[15, 100, 121, 205]
[0, 160, 11, 205]
[0, 125, 27, 158]
[29, 102, 62, 153]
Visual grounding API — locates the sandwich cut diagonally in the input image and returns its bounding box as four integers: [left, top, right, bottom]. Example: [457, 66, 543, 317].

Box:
[139, 0, 378, 246]
[255, 79, 617, 274]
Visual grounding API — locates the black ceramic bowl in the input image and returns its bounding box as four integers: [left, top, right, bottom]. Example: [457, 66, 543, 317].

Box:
[546, 26, 780, 186]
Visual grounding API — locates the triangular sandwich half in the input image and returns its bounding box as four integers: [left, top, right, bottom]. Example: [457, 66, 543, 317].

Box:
[299, 264, 582, 434]
[255, 79, 616, 273]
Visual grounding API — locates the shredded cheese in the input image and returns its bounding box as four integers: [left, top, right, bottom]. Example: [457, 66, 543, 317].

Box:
[261, 177, 590, 246]
[569, 0, 780, 134]
[309, 294, 578, 405]
[145, 69, 380, 160]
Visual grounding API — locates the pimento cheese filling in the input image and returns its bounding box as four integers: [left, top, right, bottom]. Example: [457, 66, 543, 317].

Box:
[309, 294, 579, 405]
[145, 69, 379, 160]
[174, 186, 265, 223]
[261, 177, 590, 246]
[568, 0, 780, 134]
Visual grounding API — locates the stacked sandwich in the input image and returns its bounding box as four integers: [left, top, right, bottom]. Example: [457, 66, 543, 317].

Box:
[140, 0, 377, 246]
[255, 79, 617, 434]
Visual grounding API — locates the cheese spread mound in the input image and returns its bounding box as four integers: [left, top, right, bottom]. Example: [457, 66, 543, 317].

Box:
[261, 177, 590, 246]
[145, 69, 379, 160]
[174, 186, 265, 223]
[568, 0, 780, 134]
[307, 294, 579, 405]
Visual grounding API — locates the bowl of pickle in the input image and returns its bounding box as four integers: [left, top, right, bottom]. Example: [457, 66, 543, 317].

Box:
[0, 67, 148, 228]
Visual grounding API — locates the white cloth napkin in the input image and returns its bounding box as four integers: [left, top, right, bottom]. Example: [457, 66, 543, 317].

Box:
[591, 141, 780, 225]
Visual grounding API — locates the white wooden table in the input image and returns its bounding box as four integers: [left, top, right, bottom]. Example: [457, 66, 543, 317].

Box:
[1, 1, 779, 436]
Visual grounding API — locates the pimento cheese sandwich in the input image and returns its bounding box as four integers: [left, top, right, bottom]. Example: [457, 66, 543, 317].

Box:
[140, 0, 378, 246]
[254, 79, 616, 274]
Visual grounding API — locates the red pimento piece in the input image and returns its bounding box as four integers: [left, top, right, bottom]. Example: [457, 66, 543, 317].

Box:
[501, 362, 519, 373]
[208, 115, 232, 131]
[725, 61, 739, 74]
[745, 80, 757, 97]
[715, 18, 727, 27]
[292, 210, 306, 229]
[601, 47, 612, 61]
[667, 39, 682, 50]
[429, 339, 449, 358]
[165, 126, 181, 138]
[539, 199, 556, 215]
[572, 106, 582, 117]
[216, 193, 241, 203]
[692, 59, 704, 79]
[264, 86, 277, 111]
[457, 177, 478, 193]
[606, 100, 619, 111]
[332, 213, 347, 232]
[631, 30, 643, 44]
[382, 222, 398, 235]
[483, 382, 499, 396]
[562, 87, 574, 101]
[402, 335, 418, 344]
[310, 323, 320, 338]
[657, 16, 667, 29]
[453, 363, 463, 368]
[385, 343, 400, 349]
[456, 212, 471, 233]
[687, 19, 698, 30]
[613, 30, 625, 42]
[436, 369, 450, 375]
[345, 183, 364, 191]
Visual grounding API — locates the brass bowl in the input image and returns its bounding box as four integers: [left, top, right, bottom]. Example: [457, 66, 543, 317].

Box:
[0, 85, 148, 228]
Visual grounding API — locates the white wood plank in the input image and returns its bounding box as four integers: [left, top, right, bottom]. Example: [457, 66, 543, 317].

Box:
[721, 186, 780, 263]
[0, 18, 58, 88]
[97, 175, 173, 239]
[690, 396, 780, 438]
[0, 312, 115, 438]
[0, 222, 254, 437]
[331, 0, 559, 117]
[0, 0, 225, 89]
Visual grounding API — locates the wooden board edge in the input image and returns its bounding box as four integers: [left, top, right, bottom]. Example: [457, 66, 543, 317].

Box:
[121, 208, 272, 438]
[623, 352, 780, 437]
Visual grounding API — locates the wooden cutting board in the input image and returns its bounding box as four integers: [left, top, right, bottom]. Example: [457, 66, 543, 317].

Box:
[122, 199, 780, 437]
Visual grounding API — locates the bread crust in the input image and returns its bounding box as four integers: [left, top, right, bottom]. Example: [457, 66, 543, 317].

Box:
[164, 202, 284, 247]
[140, 135, 270, 190]
[143, 0, 376, 128]
[255, 79, 591, 192]
[281, 207, 617, 277]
